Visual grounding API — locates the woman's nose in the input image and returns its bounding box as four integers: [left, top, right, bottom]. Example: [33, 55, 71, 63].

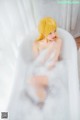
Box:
[52, 33, 55, 38]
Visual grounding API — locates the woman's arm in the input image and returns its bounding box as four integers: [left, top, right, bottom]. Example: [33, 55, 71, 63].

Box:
[40, 43, 56, 64]
[33, 41, 39, 58]
[48, 38, 62, 69]
[33, 40, 54, 64]
[54, 38, 62, 61]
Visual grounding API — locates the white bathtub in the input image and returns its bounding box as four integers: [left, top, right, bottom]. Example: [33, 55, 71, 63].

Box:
[7, 28, 79, 120]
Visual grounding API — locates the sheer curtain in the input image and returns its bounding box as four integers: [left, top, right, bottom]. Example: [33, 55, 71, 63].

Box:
[33, 0, 80, 34]
[0, 0, 36, 111]
[0, 0, 80, 116]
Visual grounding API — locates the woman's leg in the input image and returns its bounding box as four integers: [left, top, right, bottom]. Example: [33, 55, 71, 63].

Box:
[42, 60, 69, 120]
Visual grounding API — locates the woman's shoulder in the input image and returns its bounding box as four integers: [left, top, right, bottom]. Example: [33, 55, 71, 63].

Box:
[33, 40, 39, 48]
[33, 39, 45, 46]
[33, 40, 38, 45]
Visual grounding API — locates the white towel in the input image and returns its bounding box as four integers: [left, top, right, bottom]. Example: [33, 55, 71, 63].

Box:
[24, 47, 68, 104]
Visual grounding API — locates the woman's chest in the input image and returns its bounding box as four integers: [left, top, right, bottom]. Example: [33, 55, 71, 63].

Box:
[38, 40, 56, 52]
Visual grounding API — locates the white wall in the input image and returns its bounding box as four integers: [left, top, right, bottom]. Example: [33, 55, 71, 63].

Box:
[71, 6, 80, 37]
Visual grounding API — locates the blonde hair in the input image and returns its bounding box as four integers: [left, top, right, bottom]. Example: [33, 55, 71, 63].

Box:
[36, 17, 57, 41]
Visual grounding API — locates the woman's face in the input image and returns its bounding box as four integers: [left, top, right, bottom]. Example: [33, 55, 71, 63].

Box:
[47, 31, 57, 41]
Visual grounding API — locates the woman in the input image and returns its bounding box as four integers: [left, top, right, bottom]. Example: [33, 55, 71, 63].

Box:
[25, 17, 69, 119]
[32, 17, 62, 101]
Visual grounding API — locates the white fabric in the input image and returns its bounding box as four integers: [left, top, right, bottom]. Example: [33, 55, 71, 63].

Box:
[7, 28, 79, 120]
[0, 0, 36, 111]
[24, 43, 67, 104]
[9, 60, 69, 120]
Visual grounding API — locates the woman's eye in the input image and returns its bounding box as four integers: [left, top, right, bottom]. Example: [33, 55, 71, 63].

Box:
[49, 32, 52, 34]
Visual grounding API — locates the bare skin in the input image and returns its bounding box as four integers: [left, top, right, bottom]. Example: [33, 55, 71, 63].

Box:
[33, 32, 62, 67]
[30, 31, 62, 102]
[29, 75, 48, 102]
